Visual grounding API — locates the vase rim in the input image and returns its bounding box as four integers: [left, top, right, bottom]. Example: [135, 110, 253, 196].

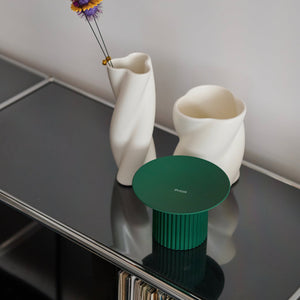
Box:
[107, 52, 152, 76]
[174, 85, 246, 122]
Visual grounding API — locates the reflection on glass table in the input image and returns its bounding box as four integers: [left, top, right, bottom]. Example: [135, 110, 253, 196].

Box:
[207, 191, 239, 266]
[111, 180, 152, 259]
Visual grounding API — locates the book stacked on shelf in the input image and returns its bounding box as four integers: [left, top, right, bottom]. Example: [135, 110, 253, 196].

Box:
[118, 271, 176, 300]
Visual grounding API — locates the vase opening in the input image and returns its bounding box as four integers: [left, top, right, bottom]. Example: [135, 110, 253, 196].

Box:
[111, 53, 151, 75]
[176, 86, 245, 120]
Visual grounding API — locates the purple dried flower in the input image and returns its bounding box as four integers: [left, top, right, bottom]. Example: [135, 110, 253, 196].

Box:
[78, 0, 90, 5]
[71, 0, 103, 19]
[78, 4, 102, 20]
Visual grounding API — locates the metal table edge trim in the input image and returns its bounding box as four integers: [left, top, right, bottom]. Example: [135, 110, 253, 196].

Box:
[0, 79, 50, 111]
[0, 189, 201, 300]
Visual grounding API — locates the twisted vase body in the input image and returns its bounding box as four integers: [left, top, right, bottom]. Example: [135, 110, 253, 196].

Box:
[107, 53, 156, 186]
[173, 85, 246, 185]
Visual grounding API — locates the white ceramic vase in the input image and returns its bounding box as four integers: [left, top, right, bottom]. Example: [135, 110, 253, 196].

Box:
[107, 53, 156, 186]
[173, 85, 246, 185]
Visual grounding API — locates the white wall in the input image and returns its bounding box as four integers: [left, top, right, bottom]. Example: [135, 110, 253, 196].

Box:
[1, 0, 299, 183]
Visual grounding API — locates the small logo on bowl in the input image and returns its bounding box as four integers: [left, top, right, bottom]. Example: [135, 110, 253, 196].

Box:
[174, 188, 187, 194]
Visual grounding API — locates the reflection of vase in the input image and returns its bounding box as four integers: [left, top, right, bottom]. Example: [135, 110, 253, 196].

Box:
[107, 53, 156, 186]
[207, 191, 239, 265]
[173, 85, 246, 185]
[110, 180, 152, 259]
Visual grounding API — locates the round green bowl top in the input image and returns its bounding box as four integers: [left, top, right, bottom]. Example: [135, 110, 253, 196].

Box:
[132, 156, 230, 215]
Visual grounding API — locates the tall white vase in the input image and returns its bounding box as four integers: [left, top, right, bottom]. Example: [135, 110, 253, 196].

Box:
[173, 85, 246, 185]
[107, 53, 156, 186]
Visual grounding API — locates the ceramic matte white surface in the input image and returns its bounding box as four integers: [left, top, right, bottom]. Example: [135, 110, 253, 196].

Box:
[107, 53, 156, 186]
[173, 85, 246, 185]
[1, 1, 299, 183]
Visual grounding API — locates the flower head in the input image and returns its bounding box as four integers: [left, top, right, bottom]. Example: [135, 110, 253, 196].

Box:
[71, 0, 103, 19]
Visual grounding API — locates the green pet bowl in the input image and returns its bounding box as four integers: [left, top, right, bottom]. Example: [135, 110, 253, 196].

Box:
[132, 156, 230, 250]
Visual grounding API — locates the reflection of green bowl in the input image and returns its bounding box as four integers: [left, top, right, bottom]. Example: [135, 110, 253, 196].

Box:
[143, 240, 207, 287]
[143, 240, 225, 299]
[133, 156, 230, 250]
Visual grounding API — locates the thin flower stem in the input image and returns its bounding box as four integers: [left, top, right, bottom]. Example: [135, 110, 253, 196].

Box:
[93, 16, 113, 67]
[84, 12, 109, 66]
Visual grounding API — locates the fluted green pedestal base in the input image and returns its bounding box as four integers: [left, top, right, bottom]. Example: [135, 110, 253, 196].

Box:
[153, 211, 208, 250]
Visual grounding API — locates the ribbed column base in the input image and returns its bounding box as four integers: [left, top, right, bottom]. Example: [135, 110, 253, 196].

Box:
[153, 211, 208, 250]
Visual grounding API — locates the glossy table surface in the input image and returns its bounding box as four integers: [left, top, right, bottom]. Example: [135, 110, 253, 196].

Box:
[0, 56, 45, 104]
[0, 58, 299, 300]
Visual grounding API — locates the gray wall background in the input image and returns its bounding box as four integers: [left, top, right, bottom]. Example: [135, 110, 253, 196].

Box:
[0, 0, 299, 183]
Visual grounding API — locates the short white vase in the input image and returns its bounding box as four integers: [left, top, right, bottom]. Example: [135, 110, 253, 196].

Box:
[107, 53, 156, 186]
[173, 85, 246, 185]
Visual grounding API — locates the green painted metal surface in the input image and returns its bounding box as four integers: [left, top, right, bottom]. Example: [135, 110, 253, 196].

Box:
[153, 210, 208, 250]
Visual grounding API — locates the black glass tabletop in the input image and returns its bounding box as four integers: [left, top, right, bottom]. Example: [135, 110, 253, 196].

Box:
[0, 56, 45, 104]
[0, 82, 299, 300]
